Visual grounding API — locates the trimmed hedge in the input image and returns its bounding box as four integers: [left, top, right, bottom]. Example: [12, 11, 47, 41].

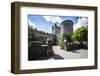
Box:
[28, 41, 42, 60]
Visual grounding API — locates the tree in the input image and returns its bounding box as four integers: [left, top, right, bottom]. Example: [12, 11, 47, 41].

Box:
[71, 26, 88, 49]
[60, 33, 72, 49]
[72, 26, 88, 42]
[28, 27, 36, 43]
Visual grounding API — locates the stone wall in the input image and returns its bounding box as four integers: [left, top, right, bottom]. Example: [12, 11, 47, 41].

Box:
[28, 40, 54, 60]
[33, 30, 54, 44]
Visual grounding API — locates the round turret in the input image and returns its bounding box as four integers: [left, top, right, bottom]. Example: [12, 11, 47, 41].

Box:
[60, 20, 73, 37]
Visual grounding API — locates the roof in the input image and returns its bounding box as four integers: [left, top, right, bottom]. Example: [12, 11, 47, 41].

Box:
[61, 20, 73, 25]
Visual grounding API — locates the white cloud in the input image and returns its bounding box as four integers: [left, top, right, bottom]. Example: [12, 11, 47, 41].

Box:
[74, 17, 88, 31]
[28, 19, 37, 29]
[43, 16, 62, 23]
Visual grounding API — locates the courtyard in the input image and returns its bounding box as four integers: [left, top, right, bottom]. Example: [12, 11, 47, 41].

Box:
[28, 15, 88, 61]
[47, 46, 88, 60]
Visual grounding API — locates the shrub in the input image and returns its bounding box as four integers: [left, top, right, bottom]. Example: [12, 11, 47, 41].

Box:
[82, 42, 88, 49]
[66, 43, 73, 51]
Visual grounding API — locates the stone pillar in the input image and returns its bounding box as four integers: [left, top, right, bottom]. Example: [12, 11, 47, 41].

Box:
[46, 39, 54, 56]
[41, 45, 48, 56]
[46, 40, 53, 50]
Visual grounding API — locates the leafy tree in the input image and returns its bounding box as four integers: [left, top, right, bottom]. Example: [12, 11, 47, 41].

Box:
[28, 27, 36, 43]
[71, 26, 88, 49]
[72, 26, 88, 42]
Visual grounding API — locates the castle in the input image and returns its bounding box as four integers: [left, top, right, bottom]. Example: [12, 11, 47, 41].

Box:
[29, 20, 73, 45]
[52, 20, 73, 45]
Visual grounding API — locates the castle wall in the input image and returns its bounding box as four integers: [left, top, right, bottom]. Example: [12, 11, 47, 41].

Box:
[34, 30, 54, 44]
[52, 24, 61, 45]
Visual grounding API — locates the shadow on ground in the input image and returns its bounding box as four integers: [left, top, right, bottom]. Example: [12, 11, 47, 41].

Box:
[31, 53, 64, 60]
[70, 50, 80, 53]
[52, 54, 64, 59]
[40, 53, 64, 60]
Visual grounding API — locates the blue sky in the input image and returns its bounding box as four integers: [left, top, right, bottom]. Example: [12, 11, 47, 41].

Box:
[28, 15, 88, 33]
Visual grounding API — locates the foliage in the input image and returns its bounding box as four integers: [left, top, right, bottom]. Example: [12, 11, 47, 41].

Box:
[28, 27, 36, 43]
[71, 26, 88, 49]
[60, 26, 88, 50]
[66, 35, 72, 42]
[60, 33, 72, 49]
[66, 43, 73, 51]
[60, 34, 66, 49]
[71, 26, 88, 42]
[82, 42, 88, 49]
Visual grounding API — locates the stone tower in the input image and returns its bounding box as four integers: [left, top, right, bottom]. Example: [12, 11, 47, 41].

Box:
[52, 23, 61, 45]
[60, 20, 73, 37]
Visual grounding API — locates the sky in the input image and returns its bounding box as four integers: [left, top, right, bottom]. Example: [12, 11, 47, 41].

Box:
[28, 15, 88, 33]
